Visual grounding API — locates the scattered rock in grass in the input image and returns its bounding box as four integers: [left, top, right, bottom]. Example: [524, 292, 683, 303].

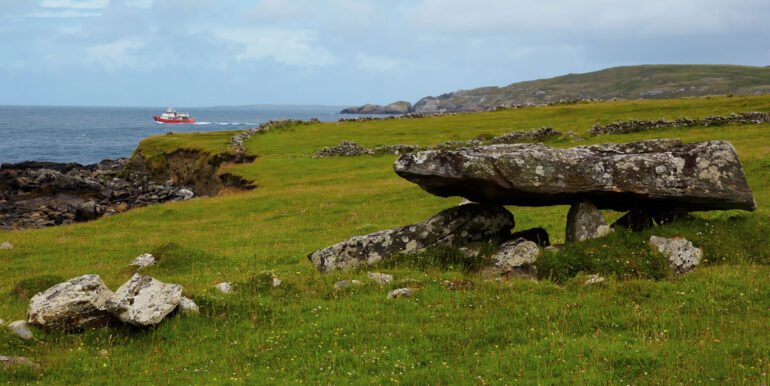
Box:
[27, 274, 115, 331]
[179, 297, 199, 314]
[308, 204, 515, 273]
[566, 201, 611, 242]
[481, 238, 540, 278]
[584, 274, 605, 285]
[367, 272, 393, 285]
[106, 274, 183, 327]
[387, 288, 412, 299]
[313, 141, 374, 158]
[0, 241, 12, 250]
[260, 270, 282, 288]
[0, 356, 40, 370]
[545, 244, 565, 253]
[9, 321, 33, 340]
[510, 227, 550, 247]
[333, 280, 362, 291]
[649, 236, 702, 274]
[175, 188, 194, 200]
[214, 282, 233, 294]
[131, 253, 157, 268]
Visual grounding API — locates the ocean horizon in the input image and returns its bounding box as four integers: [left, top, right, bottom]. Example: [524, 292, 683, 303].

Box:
[0, 104, 376, 165]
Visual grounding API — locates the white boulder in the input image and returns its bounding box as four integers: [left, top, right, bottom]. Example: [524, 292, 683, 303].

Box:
[27, 274, 114, 331]
[649, 236, 702, 274]
[9, 321, 33, 340]
[131, 253, 157, 267]
[106, 274, 182, 327]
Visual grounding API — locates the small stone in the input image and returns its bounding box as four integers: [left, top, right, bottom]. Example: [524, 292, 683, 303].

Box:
[649, 236, 702, 274]
[566, 201, 612, 242]
[106, 274, 183, 327]
[584, 274, 605, 285]
[367, 272, 394, 285]
[0, 241, 12, 250]
[0, 356, 40, 370]
[214, 282, 232, 294]
[9, 321, 33, 340]
[333, 280, 362, 291]
[131, 253, 157, 267]
[260, 270, 282, 287]
[387, 288, 412, 299]
[179, 297, 200, 314]
[99, 349, 109, 357]
[175, 188, 194, 200]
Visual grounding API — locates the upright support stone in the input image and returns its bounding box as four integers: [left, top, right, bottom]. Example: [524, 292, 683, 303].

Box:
[566, 201, 611, 242]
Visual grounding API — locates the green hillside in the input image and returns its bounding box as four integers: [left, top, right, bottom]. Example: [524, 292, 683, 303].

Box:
[2, 95, 770, 383]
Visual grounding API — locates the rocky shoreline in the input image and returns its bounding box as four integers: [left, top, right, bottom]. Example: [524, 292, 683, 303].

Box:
[0, 158, 195, 230]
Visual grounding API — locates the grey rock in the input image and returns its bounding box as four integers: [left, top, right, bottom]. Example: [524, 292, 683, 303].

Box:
[179, 297, 199, 314]
[393, 140, 756, 212]
[259, 270, 283, 288]
[214, 282, 232, 294]
[367, 272, 394, 285]
[76, 200, 102, 220]
[333, 279, 362, 291]
[9, 321, 32, 340]
[584, 274, 606, 285]
[566, 201, 612, 242]
[0, 241, 12, 250]
[175, 188, 194, 200]
[131, 253, 157, 267]
[387, 288, 412, 299]
[308, 204, 515, 273]
[649, 236, 702, 274]
[106, 274, 183, 327]
[481, 238, 539, 278]
[0, 356, 40, 370]
[27, 274, 115, 331]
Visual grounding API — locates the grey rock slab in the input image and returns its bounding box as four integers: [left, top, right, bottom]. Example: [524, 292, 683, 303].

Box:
[0, 242, 12, 250]
[566, 201, 612, 242]
[131, 253, 157, 267]
[367, 272, 394, 285]
[9, 321, 32, 340]
[106, 274, 182, 327]
[393, 140, 756, 212]
[649, 236, 702, 274]
[179, 297, 199, 315]
[1, 356, 40, 370]
[386, 288, 412, 299]
[27, 274, 115, 331]
[308, 204, 514, 273]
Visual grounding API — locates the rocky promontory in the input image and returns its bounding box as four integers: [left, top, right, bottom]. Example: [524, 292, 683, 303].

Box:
[339, 101, 412, 115]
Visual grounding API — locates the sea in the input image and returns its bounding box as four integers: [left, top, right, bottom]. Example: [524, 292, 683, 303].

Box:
[0, 105, 376, 165]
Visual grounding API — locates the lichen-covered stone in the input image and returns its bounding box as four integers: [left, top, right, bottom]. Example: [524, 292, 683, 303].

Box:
[179, 297, 199, 314]
[386, 288, 412, 299]
[308, 204, 515, 273]
[367, 272, 394, 285]
[481, 238, 540, 278]
[131, 253, 157, 267]
[105, 274, 182, 327]
[27, 274, 114, 331]
[649, 236, 702, 274]
[9, 321, 33, 340]
[584, 274, 605, 285]
[566, 201, 612, 242]
[394, 140, 756, 212]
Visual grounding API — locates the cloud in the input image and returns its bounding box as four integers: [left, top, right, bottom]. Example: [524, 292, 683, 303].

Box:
[86, 37, 146, 70]
[354, 52, 401, 72]
[212, 27, 338, 68]
[41, 0, 110, 9]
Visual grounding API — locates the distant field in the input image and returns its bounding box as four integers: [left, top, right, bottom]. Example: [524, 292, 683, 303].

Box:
[1, 95, 770, 383]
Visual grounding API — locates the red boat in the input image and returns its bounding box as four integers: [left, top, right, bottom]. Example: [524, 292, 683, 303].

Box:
[153, 107, 195, 124]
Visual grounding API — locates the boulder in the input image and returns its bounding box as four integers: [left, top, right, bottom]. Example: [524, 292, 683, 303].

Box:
[131, 253, 157, 267]
[105, 274, 182, 327]
[367, 272, 394, 285]
[27, 274, 115, 331]
[0, 242, 12, 250]
[1, 356, 40, 370]
[308, 204, 515, 273]
[179, 297, 199, 314]
[649, 236, 702, 274]
[393, 140, 756, 212]
[566, 201, 612, 242]
[481, 238, 540, 278]
[9, 321, 32, 340]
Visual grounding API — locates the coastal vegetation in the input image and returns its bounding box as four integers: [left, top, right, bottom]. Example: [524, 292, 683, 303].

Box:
[2, 95, 770, 383]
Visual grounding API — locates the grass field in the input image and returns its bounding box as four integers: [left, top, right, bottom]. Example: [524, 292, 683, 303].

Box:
[1, 95, 770, 383]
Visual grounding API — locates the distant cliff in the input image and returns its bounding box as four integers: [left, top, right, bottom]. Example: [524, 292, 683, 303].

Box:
[340, 64, 770, 114]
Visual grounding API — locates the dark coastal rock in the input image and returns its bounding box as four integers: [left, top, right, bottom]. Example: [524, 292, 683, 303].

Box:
[308, 204, 515, 273]
[393, 139, 756, 212]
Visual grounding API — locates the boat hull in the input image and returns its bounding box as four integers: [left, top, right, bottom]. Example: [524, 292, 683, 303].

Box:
[153, 116, 195, 124]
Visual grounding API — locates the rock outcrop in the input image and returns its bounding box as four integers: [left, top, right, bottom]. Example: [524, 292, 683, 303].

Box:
[308, 204, 515, 273]
[393, 139, 755, 212]
[105, 274, 182, 327]
[27, 274, 115, 331]
[649, 236, 702, 274]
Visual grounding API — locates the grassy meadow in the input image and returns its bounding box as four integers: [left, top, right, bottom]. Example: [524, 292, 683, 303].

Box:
[1, 95, 770, 383]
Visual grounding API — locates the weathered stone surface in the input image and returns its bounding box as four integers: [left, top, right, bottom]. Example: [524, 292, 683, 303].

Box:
[214, 282, 232, 294]
[131, 253, 157, 267]
[584, 274, 605, 285]
[333, 280, 362, 291]
[0, 241, 12, 250]
[481, 238, 539, 278]
[105, 274, 182, 327]
[27, 274, 114, 331]
[179, 297, 199, 314]
[566, 201, 612, 242]
[510, 227, 550, 247]
[367, 272, 394, 285]
[393, 140, 756, 212]
[386, 288, 412, 299]
[649, 236, 702, 274]
[1, 356, 40, 370]
[9, 321, 32, 340]
[308, 204, 515, 273]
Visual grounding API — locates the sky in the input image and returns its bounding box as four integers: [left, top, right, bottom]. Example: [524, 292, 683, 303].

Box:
[1, 0, 769, 107]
